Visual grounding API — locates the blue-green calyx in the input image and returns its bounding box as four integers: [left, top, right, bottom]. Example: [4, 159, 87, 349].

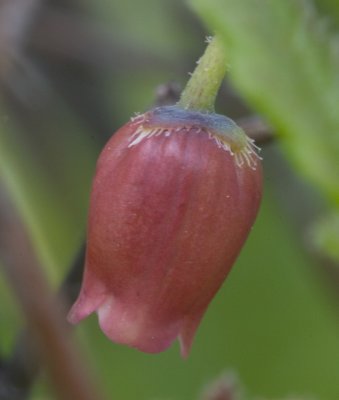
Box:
[129, 106, 261, 170]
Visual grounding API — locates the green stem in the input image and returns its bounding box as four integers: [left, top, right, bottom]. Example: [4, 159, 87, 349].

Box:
[177, 35, 227, 113]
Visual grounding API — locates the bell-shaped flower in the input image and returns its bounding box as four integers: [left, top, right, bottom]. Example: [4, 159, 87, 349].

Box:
[68, 106, 262, 357]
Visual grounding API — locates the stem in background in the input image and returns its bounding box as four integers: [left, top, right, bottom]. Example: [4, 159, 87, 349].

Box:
[1, 243, 86, 398]
[177, 35, 227, 113]
[237, 115, 274, 145]
[0, 191, 103, 400]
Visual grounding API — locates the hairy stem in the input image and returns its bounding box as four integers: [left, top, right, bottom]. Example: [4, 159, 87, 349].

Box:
[177, 35, 227, 112]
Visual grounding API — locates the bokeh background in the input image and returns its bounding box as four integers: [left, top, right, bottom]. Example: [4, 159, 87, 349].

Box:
[1, 0, 339, 399]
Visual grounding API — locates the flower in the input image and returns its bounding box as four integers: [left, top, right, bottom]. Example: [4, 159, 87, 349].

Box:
[68, 106, 262, 357]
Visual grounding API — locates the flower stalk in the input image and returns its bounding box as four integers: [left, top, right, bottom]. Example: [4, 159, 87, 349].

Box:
[177, 35, 227, 112]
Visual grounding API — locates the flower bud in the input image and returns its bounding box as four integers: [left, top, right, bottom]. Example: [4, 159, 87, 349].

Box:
[68, 106, 262, 357]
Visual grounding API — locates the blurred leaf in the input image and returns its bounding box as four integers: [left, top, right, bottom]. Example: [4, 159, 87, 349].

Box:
[309, 212, 339, 262]
[0, 270, 21, 355]
[88, 0, 197, 59]
[0, 103, 99, 282]
[313, 0, 339, 28]
[190, 0, 339, 206]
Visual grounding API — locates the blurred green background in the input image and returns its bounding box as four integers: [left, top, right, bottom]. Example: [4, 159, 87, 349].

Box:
[0, 0, 339, 399]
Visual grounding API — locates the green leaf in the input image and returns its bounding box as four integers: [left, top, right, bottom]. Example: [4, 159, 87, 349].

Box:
[309, 212, 339, 262]
[0, 270, 21, 355]
[190, 0, 339, 206]
[314, 0, 339, 28]
[0, 103, 99, 282]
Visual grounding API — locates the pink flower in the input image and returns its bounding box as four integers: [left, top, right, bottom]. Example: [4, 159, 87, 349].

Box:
[68, 106, 262, 357]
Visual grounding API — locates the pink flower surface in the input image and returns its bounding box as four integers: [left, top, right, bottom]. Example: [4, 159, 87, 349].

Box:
[68, 106, 262, 357]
